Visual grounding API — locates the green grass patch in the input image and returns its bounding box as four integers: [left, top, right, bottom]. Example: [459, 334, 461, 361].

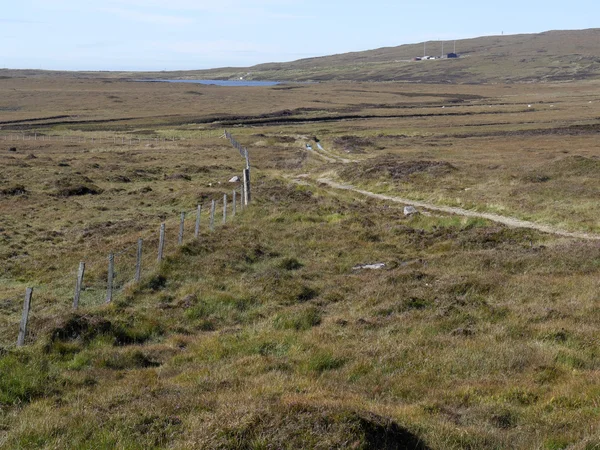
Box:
[273, 306, 322, 331]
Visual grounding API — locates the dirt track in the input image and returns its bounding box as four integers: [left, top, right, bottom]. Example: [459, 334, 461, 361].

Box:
[316, 177, 600, 241]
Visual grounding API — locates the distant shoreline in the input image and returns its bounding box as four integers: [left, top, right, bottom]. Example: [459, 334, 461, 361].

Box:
[135, 79, 281, 87]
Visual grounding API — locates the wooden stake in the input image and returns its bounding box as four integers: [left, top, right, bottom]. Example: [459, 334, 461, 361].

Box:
[232, 190, 237, 217]
[135, 238, 143, 282]
[178, 212, 185, 245]
[195, 205, 202, 238]
[223, 194, 227, 224]
[243, 168, 251, 205]
[17, 288, 33, 347]
[106, 253, 114, 303]
[73, 262, 85, 309]
[158, 223, 166, 262]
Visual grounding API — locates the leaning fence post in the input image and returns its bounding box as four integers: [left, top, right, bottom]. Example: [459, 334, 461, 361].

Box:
[158, 223, 166, 262]
[73, 262, 85, 309]
[232, 190, 237, 217]
[135, 238, 143, 282]
[210, 200, 216, 231]
[223, 194, 227, 224]
[17, 288, 33, 347]
[178, 212, 185, 245]
[106, 253, 114, 303]
[195, 205, 202, 238]
[243, 169, 251, 205]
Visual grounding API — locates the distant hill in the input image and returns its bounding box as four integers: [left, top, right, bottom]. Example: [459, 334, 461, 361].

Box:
[3, 29, 600, 84]
[190, 28, 600, 84]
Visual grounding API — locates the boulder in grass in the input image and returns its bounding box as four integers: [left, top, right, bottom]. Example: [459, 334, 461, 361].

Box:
[229, 176, 240, 183]
[404, 206, 418, 216]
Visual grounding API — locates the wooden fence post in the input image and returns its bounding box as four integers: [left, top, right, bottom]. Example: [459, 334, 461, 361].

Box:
[243, 169, 251, 205]
[135, 238, 143, 282]
[195, 205, 201, 238]
[210, 200, 216, 231]
[179, 212, 185, 245]
[158, 223, 166, 262]
[232, 190, 237, 217]
[17, 288, 33, 347]
[106, 253, 114, 303]
[223, 194, 227, 224]
[73, 262, 85, 309]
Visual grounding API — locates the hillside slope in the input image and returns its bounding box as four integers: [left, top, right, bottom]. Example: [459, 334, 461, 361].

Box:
[2, 29, 600, 84]
[196, 28, 600, 83]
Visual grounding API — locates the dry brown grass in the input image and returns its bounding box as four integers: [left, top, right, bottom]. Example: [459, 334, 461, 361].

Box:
[1, 76, 600, 449]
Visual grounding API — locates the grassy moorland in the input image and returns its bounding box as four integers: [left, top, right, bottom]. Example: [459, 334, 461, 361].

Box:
[1, 75, 600, 449]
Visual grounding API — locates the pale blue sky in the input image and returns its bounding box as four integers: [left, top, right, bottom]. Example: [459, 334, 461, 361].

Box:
[1, 0, 597, 71]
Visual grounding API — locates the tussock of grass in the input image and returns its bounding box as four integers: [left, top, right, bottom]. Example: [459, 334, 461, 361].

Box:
[273, 305, 321, 331]
[0, 354, 54, 405]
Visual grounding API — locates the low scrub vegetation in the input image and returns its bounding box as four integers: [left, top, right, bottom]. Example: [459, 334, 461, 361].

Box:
[1, 75, 600, 448]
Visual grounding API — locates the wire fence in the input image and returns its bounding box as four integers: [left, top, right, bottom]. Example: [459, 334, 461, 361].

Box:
[8, 130, 251, 348]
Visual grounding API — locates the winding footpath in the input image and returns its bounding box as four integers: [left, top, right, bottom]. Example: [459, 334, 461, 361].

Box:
[316, 177, 600, 241]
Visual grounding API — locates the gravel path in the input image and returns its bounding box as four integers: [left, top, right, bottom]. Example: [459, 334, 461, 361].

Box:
[317, 177, 600, 241]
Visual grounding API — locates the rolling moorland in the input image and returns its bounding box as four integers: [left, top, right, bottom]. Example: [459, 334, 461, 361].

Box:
[3, 29, 600, 84]
[1, 31, 600, 448]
